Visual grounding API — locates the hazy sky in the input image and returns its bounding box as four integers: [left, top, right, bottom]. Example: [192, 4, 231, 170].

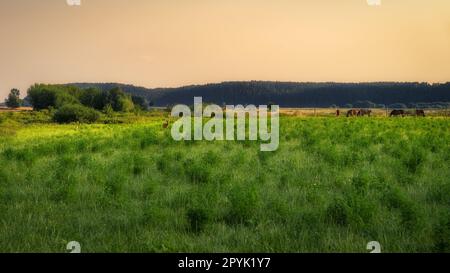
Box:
[1, 0, 450, 98]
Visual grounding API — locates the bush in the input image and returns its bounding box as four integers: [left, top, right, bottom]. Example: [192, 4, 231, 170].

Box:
[53, 104, 100, 124]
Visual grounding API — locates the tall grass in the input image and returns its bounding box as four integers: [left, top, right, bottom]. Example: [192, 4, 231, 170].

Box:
[0, 115, 449, 252]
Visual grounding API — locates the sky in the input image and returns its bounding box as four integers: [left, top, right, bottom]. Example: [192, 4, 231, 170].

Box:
[1, 0, 450, 98]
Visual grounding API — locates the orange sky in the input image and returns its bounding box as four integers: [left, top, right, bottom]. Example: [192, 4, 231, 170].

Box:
[1, 0, 450, 98]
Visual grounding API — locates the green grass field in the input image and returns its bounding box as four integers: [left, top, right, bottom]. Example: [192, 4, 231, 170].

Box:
[0, 113, 449, 253]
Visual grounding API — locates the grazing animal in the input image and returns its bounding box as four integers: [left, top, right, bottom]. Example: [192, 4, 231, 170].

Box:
[416, 110, 426, 117]
[357, 109, 372, 117]
[347, 109, 358, 117]
[163, 120, 169, 129]
[390, 110, 405, 117]
[336, 109, 340, 117]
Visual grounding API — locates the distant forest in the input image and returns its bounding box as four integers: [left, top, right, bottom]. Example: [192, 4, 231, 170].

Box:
[70, 81, 450, 108]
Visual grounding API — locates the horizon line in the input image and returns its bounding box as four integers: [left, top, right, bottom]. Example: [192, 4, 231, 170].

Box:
[61, 80, 450, 91]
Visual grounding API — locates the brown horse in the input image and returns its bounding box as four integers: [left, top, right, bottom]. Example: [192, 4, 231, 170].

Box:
[357, 109, 372, 117]
[416, 110, 426, 117]
[346, 109, 358, 117]
[390, 110, 405, 117]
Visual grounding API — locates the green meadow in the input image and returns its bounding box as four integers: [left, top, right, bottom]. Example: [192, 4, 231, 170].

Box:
[0, 112, 449, 252]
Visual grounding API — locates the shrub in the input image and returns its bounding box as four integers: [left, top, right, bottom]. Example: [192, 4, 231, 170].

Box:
[53, 104, 100, 124]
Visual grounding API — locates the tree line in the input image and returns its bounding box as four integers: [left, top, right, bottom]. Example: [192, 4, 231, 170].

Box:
[2, 84, 148, 123]
[27, 84, 148, 111]
[3, 81, 450, 116]
[68, 81, 450, 108]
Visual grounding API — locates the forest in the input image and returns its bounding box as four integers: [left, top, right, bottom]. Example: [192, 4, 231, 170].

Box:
[71, 81, 450, 108]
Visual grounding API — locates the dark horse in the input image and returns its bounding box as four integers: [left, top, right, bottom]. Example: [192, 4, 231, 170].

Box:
[390, 110, 405, 117]
[358, 109, 372, 117]
[416, 110, 426, 117]
[346, 109, 358, 117]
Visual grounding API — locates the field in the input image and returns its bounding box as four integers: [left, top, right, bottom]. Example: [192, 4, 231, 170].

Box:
[279, 108, 450, 117]
[0, 112, 449, 253]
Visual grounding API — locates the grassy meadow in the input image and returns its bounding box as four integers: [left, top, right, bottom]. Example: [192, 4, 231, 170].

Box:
[0, 111, 449, 253]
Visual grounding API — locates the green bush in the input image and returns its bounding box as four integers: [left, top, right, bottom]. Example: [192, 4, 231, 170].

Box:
[53, 104, 100, 124]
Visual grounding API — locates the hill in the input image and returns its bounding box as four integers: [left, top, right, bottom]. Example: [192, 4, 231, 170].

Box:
[69, 81, 450, 108]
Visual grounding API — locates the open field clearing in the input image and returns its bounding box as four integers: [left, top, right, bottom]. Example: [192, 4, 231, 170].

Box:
[0, 114, 449, 252]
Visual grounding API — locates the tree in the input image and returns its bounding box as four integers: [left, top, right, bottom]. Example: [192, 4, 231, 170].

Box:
[107, 87, 134, 112]
[28, 84, 80, 110]
[131, 95, 148, 110]
[117, 96, 134, 112]
[28, 87, 56, 110]
[5, 89, 23, 108]
[79, 88, 108, 110]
